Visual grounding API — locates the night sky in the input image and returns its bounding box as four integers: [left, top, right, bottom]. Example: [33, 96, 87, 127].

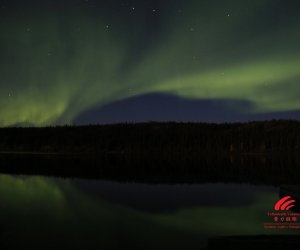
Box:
[1, 0, 300, 126]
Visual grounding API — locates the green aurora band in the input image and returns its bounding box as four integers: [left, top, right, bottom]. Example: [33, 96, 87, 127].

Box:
[0, 0, 300, 126]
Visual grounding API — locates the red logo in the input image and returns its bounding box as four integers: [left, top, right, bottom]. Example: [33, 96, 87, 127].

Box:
[274, 196, 296, 211]
[264, 195, 300, 229]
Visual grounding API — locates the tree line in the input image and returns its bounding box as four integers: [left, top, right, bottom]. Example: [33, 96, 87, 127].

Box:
[0, 120, 299, 155]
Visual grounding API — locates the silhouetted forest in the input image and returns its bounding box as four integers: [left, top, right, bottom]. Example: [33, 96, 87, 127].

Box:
[0, 120, 299, 155]
[0, 153, 300, 185]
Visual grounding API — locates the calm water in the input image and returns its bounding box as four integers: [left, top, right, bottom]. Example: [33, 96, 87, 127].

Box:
[1, 172, 296, 250]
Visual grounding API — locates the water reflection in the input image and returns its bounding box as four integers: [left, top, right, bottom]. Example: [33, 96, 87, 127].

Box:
[1, 173, 297, 250]
[74, 180, 276, 212]
[1, 154, 300, 185]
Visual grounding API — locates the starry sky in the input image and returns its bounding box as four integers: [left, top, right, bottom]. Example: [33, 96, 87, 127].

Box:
[1, 0, 300, 126]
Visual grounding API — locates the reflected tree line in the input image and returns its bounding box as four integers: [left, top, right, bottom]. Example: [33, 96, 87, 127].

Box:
[0, 153, 300, 185]
[0, 120, 300, 154]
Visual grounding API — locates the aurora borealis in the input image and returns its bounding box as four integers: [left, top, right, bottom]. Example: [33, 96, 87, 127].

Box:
[1, 0, 300, 126]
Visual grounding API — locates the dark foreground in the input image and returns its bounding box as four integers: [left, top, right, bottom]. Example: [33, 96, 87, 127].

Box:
[1, 121, 300, 249]
[205, 235, 300, 250]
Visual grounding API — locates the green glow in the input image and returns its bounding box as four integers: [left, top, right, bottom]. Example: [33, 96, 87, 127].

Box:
[1, 174, 295, 249]
[0, 0, 299, 126]
[0, 174, 66, 215]
[152, 193, 278, 236]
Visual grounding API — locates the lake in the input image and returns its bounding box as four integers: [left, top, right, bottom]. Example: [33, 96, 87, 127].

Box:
[1, 171, 298, 250]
